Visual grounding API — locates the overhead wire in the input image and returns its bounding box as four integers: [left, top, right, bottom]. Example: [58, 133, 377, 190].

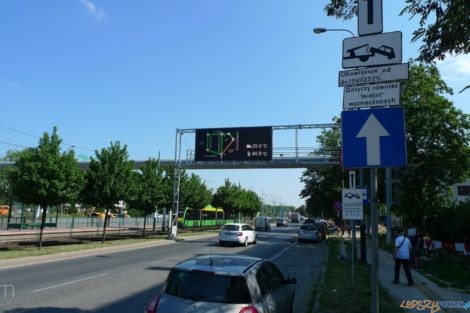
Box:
[0, 125, 96, 152]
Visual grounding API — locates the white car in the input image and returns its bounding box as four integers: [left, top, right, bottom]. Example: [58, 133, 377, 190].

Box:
[219, 223, 257, 247]
[298, 224, 321, 243]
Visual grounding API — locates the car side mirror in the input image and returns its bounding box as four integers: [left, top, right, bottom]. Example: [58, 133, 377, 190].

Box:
[284, 277, 297, 285]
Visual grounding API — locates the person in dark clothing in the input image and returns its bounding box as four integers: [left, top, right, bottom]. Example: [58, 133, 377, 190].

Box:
[413, 231, 424, 268]
[393, 229, 413, 286]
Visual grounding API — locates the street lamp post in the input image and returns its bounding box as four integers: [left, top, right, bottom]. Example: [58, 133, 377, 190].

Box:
[313, 27, 356, 37]
[313, 25, 358, 289]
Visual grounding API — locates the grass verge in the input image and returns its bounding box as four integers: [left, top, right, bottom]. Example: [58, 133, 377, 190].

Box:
[419, 255, 470, 291]
[314, 237, 402, 313]
[0, 230, 217, 260]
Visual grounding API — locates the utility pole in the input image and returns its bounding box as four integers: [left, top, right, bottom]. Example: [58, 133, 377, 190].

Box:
[370, 168, 379, 313]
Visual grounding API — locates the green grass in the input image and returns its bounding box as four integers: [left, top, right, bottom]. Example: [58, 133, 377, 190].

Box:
[314, 238, 402, 313]
[0, 230, 217, 260]
[419, 254, 470, 291]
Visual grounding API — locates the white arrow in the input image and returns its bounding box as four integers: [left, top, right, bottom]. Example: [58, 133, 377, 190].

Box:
[356, 113, 389, 165]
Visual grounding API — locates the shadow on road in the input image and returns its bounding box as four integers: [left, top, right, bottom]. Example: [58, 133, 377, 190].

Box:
[1, 284, 164, 313]
[92, 283, 163, 313]
[1, 308, 88, 313]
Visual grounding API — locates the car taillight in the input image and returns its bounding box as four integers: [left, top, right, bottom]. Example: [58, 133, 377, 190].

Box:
[145, 293, 161, 313]
[237, 232, 243, 236]
[239, 306, 259, 313]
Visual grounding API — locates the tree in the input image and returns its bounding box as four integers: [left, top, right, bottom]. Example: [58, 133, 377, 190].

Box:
[158, 165, 212, 228]
[81, 142, 134, 242]
[8, 127, 84, 248]
[235, 189, 262, 221]
[128, 158, 166, 235]
[300, 121, 344, 219]
[0, 150, 22, 204]
[324, 1, 469, 69]
[212, 179, 242, 219]
[397, 63, 470, 225]
[183, 173, 212, 210]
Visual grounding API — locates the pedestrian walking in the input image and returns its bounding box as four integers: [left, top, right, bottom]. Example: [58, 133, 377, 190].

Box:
[393, 228, 413, 286]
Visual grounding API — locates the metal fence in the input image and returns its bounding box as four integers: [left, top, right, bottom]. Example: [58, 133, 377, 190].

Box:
[0, 216, 161, 231]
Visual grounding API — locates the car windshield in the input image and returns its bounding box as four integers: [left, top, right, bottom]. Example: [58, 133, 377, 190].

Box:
[165, 270, 251, 304]
[221, 225, 239, 231]
[301, 225, 317, 231]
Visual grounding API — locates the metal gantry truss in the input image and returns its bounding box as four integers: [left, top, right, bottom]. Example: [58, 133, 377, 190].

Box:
[168, 123, 341, 238]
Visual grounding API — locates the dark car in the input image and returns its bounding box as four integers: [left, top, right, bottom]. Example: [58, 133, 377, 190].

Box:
[145, 254, 297, 313]
[304, 218, 315, 224]
[276, 218, 288, 227]
[315, 220, 328, 240]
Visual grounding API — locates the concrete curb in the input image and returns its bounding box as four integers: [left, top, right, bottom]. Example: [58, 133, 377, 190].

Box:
[312, 241, 329, 312]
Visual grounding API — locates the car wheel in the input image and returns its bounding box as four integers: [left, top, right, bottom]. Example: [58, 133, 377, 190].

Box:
[298, 238, 302, 243]
[243, 237, 248, 247]
[219, 241, 224, 247]
[253, 236, 257, 244]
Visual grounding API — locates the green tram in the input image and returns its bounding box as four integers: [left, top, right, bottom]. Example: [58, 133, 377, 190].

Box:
[177, 205, 236, 228]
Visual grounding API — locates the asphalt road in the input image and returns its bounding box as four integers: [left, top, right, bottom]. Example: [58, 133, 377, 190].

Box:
[0, 224, 326, 313]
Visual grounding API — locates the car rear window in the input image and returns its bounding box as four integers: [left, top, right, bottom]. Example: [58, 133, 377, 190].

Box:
[165, 270, 251, 304]
[301, 225, 317, 231]
[222, 225, 239, 231]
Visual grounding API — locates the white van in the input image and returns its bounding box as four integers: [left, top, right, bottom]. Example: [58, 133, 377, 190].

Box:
[255, 216, 271, 231]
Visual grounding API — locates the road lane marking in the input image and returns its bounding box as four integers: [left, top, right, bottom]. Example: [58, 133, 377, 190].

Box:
[269, 245, 292, 261]
[31, 272, 109, 293]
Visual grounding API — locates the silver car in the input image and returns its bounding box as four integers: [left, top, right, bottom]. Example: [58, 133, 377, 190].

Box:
[298, 224, 321, 243]
[145, 254, 297, 313]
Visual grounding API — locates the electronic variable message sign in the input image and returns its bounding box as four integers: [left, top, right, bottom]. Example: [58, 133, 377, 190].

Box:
[195, 126, 272, 161]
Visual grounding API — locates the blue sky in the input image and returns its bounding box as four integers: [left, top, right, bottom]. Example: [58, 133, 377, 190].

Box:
[1, 1, 468, 208]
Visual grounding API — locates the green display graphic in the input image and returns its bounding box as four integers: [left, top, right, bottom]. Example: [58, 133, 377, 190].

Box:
[195, 126, 272, 161]
[205, 131, 235, 158]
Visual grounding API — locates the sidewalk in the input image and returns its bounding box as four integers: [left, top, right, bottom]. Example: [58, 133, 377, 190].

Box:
[348, 235, 470, 312]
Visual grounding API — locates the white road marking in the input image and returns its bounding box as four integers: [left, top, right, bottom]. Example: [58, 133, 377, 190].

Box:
[269, 245, 292, 261]
[31, 272, 109, 293]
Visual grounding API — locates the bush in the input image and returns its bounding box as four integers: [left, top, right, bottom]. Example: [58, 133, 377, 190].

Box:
[425, 201, 470, 242]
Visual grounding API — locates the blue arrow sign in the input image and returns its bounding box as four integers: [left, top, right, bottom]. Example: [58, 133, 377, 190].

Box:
[341, 107, 407, 168]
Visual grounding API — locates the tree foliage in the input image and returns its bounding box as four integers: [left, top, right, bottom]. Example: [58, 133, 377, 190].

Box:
[324, 0, 469, 63]
[8, 127, 84, 248]
[127, 158, 166, 233]
[397, 63, 470, 225]
[212, 179, 261, 219]
[212, 179, 241, 215]
[183, 173, 212, 210]
[300, 121, 344, 219]
[235, 189, 262, 219]
[81, 141, 134, 242]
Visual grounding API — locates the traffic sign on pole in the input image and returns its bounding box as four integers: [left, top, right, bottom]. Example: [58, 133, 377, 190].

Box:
[358, 0, 383, 36]
[342, 32, 402, 68]
[342, 188, 364, 220]
[338, 63, 409, 87]
[343, 82, 401, 109]
[341, 107, 407, 168]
